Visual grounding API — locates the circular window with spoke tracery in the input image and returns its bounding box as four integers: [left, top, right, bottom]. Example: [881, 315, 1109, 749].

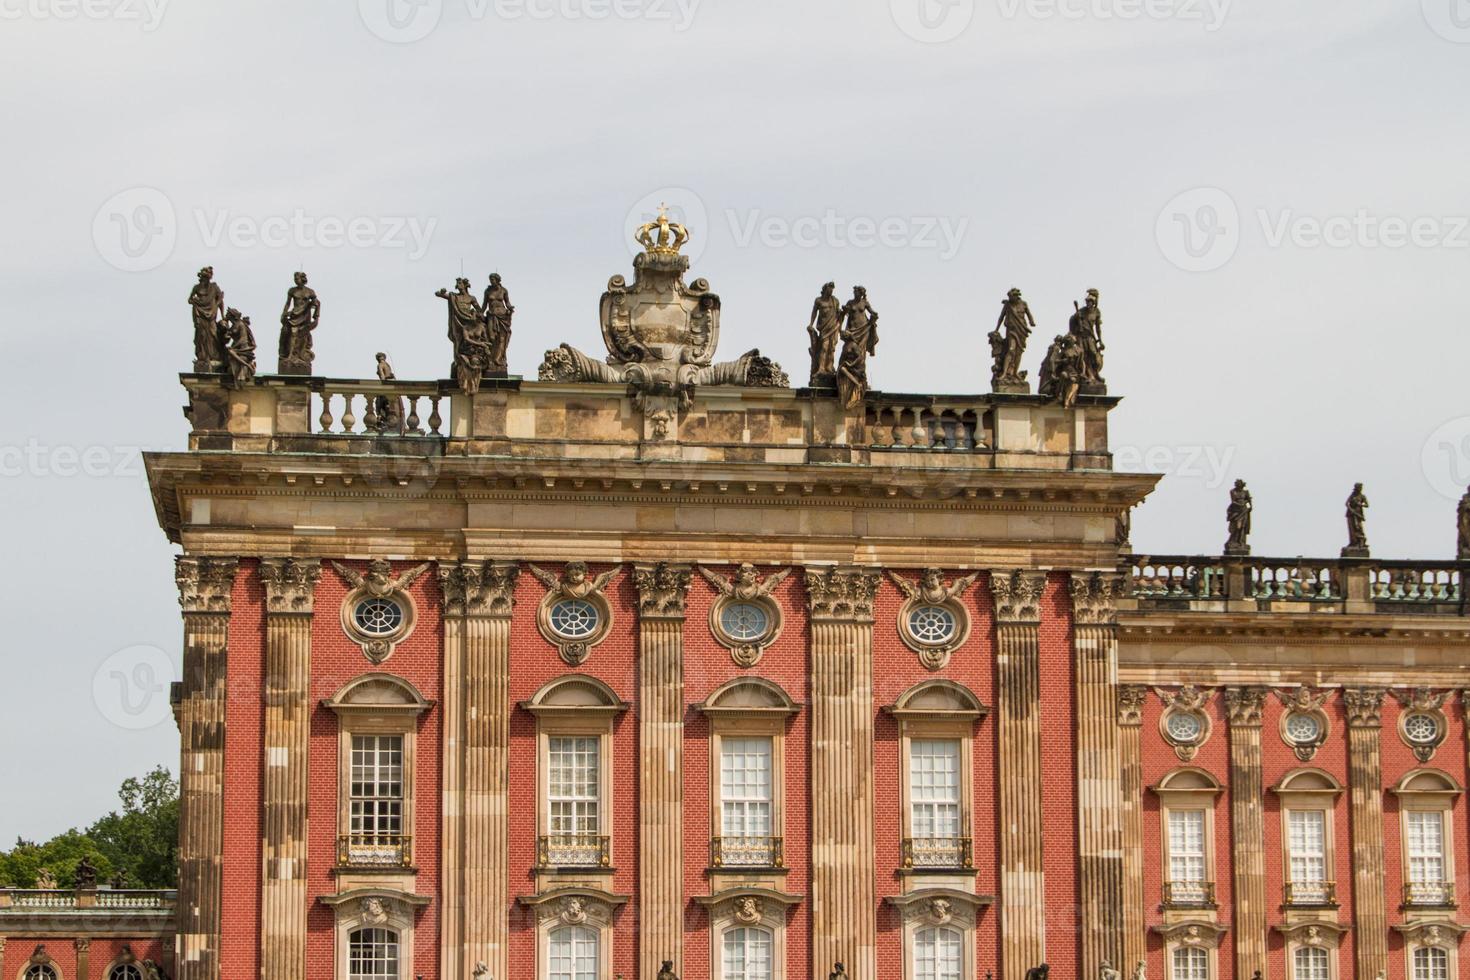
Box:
[549, 598, 601, 640]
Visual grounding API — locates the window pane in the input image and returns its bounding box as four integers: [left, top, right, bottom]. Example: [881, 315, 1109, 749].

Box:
[549, 737, 600, 835]
[723, 927, 774, 980]
[1293, 946, 1329, 980]
[1414, 947, 1449, 980]
[1168, 809, 1206, 883]
[911, 740, 961, 839]
[350, 735, 405, 838]
[1288, 810, 1327, 884]
[914, 926, 963, 980]
[349, 927, 400, 980]
[550, 925, 599, 980]
[1172, 946, 1209, 980]
[721, 737, 774, 837]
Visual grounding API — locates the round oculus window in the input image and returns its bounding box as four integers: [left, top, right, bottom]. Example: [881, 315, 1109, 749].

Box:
[719, 602, 771, 642]
[548, 598, 601, 640]
[1284, 712, 1323, 744]
[1165, 711, 1205, 744]
[1404, 712, 1442, 745]
[908, 605, 958, 646]
[353, 596, 404, 637]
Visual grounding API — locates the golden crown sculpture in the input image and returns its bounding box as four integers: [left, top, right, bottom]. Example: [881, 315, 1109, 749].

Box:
[634, 203, 691, 256]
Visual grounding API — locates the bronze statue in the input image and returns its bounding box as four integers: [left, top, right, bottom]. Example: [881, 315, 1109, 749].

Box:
[188, 266, 227, 372]
[1458, 486, 1470, 560]
[1225, 479, 1253, 555]
[437, 278, 492, 395]
[836, 286, 879, 409]
[1343, 483, 1370, 557]
[991, 288, 1035, 391]
[278, 271, 320, 375]
[1068, 288, 1105, 387]
[807, 281, 842, 386]
[221, 309, 257, 388]
[372, 353, 405, 435]
[481, 273, 514, 376]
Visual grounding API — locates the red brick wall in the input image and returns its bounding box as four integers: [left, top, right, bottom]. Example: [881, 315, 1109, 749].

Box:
[0, 936, 171, 980]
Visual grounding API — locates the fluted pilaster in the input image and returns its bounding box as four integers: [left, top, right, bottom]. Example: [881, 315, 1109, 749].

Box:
[1346, 688, 1388, 980]
[174, 556, 238, 980]
[1224, 686, 1269, 980]
[805, 566, 881, 980]
[1116, 685, 1148, 978]
[1070, 572, 1126, 980]
[635, 562, 693, 980]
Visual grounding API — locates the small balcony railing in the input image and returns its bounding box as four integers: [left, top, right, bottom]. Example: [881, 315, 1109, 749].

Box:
[337, 833, 412, 868]
[537, 834, 611, 869]
[1285, 880, 1336, 906]
[901, 837, 974, 870]
[1164, 880, 1217, 908]
[711, 836, 784, 869]
[1404, 880, 1457, 908]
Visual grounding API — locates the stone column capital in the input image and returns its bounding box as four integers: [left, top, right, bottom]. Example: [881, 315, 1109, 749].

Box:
[74, 938, 90, 953]
[1344, 687, 1387, 728]
[1117, 684, 1148, 727]
[1069, 571, 1126, 626]
[990, 569, 1048, 625]
[438, 560, 520, 618]
[1223, 686, 1269, 727]
[175, 556, 238, 614]
[634, 562, 694, 620]
[258, 558, 321, 614]
[803, 566, 881, 623]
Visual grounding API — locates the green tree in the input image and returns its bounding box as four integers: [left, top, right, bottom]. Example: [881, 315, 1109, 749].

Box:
[0, 767, 177, 889]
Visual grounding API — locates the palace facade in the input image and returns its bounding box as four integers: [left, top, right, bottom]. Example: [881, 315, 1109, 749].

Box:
[3, 226, 1467, 980]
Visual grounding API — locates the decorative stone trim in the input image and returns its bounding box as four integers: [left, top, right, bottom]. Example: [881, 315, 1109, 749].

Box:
[258, 557, 321, 613]
[1276, 686, 1331, 762]
[1273, 921, 1350, 947]
[1344, 687, 1386, 728]
[803, 566, 881, 622]
[1151, 920, 1228, 948]
[1395, 688, 1451, 763]
[330, 560, 430, 665]
[883, 887, 992, 929]
[175, 556, 238, 613]
[1069, 571, 1125, 625]
[437, 560, 519, 618]
[1223, 686, 1268, 727]
[633, 562, 693, 619]
[519, 886, 629, 927]
[527, 562, 619, 665]
[1117, 685, 1148, 727]
[699, 564, 791, 667]
[989, 570, 1046, 624]
[1156, 686, 1214, 762]
[887, 569, 979, 670]
[1392, 921, 1470, 945]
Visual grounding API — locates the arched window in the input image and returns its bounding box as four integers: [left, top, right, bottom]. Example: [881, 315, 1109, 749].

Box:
[24, 967, 59, 980]
[1171, 946, 1209, 980]
[723, 926, 775, 980]
[548, 924, 599, 980]
[348, 927, 400, 980]
[914, 925, 963, 980]
[1293, 945, 1329, 980]
[1413, 947, 1450, 980]
[108, 967, 144, 980]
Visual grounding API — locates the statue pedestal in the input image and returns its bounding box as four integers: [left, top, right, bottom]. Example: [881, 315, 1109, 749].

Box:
[1340, 546, 1370, 559]
[1079, 381, 1108, 396]
[993, 382, 1031, 395]
[277, 359, 313, 376]
[1224, 545, 1251, 557]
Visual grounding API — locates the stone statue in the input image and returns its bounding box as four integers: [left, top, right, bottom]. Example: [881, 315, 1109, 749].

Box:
[1069, 288, 1105, 388]
[1038, 334, 1083, 408]
[698, 563, 792, 600]
[807, 281, 842, 386]
[188, 266, 227, 372]
[657, 961, 678, 980]
[1225, 479, 1253, 556]
[1132, 962, 1147, 980]
[481, 273, 514, 376]
[371, 353, 406, 435]
[437, 278, 492, 395]
[35, 868, 57, 889]
[1117, 506, 1133, 551]
[1101, 959, 1121, 980]
[1343, 482, 1370, 557]
[74, 857, 98, 889]
[1025, 964, 1050, 980]
[837, 286, 879, 409]
[221, 309, 257, 388]
[1457, 486, 1470, 560]
[278, 271, 320, 375]
[140, 961, 169, 980]
[829, 963, 848, 980]
[991, 288, 1036, 391]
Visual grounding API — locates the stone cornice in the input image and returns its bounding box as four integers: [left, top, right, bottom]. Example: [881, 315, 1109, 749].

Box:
[437, 560, 519, 618]
[802, 566, 881, 623]
[990, 570, 1047, 625]
[633, 562, 693, 620]
[175, 556, 238, 614]
[1343, 687, 1387, 728]
[257, 558, 321, 614]
[1223, 685, 1269, 727]
[1070, 571, 1125, 626]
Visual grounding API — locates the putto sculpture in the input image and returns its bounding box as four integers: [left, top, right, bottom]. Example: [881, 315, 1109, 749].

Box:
[278, 271, 320, 375]
[990, 287, 1035, 392]
[537, 208, 787, 401]
[806, 280, 842, 386]
[1224, 479, 1253, 556]
[837, 285, 879, 409]
[1342, 482, 1370, 558]
[188, 265, 227, 373]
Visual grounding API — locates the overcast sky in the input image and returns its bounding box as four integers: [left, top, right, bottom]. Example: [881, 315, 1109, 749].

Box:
[2, 0, 1467, 845]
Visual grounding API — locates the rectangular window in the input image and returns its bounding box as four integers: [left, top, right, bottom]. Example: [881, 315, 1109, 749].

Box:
[1287, 809, 1328, 902]
[1172, 946, 1209, 980]
[914, 926, 963, 980]
[548, 736, 600, 836]
[350, 735, 404, 840]
[548, 926, 599, 980]
[723, 927, 774, 980]
[1168, 809, 1206, 881]
[1407, 811, 1446, 883]
[721, 737, 773, 838]
[1414, 947, 1450, 980]
[910, 739, 961, 839]
[1293, 946, 1329, 980]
